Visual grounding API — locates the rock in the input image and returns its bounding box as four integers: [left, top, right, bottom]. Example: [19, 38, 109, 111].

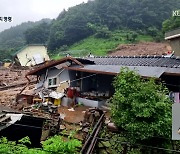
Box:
[89, 114, 94, 123]
[178, 129, 180, 134]
[108, 123, 119, 132]
[82, 127, 89, 133]
[105, 118, 110, 124]
[60, 125, 66, 130]
[94, 111, 100, 117]
[82, 122, 90, 127]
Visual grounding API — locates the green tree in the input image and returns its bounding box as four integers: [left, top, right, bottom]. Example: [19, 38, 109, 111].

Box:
[24, 22, 51, 44]
[111, 68, 172, 145]
[87, 23, 111, 38]
[162, 15, 180, 32]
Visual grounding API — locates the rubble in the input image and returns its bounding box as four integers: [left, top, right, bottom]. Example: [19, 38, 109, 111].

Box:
[0, 66, 110, 144]
[0, 67, 35, 109]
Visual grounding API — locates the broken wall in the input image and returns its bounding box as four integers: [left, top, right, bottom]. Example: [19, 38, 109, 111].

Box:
[37, 68, 71, 89]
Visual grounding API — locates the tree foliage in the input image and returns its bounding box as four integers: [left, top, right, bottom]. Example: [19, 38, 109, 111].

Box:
[111, 68, 172, 144]
[48, 0, 180, 50]
[87, 23, 111, 38]
[24, 22, 51, 44]
[162, 15, 180, 32]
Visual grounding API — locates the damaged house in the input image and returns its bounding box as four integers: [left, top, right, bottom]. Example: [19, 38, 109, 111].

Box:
[25, 55, 180, 107]
[165, 28, 180, 57]
[14, 44, 50, 66]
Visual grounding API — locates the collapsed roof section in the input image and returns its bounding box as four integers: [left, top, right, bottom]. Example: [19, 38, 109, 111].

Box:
[26, 56, 180, 78]
[26, 56, 94, 76]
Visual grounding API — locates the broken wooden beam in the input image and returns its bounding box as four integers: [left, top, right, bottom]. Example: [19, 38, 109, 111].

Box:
[0, 80, 36, 91]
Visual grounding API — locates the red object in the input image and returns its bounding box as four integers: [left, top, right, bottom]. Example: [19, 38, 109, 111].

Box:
[67, 88, 76, 98]
[167, 50, 172, 54]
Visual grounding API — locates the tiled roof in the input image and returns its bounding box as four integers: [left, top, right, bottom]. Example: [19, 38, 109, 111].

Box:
[26, 56, 180, 77]
[86, 56, 180, 68]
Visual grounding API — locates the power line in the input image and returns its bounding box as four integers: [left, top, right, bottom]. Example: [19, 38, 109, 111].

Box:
[70, 73, 97, 83]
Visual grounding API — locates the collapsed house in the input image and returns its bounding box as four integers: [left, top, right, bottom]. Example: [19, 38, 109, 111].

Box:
[25, 56, 180, 107]
[13, 44, 50, 66]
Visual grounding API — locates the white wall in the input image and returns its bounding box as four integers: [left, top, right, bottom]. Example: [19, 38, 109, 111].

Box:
[17, 45, 50, 66]
[58, 69, 70, 82]
[37, 68, 70, 89]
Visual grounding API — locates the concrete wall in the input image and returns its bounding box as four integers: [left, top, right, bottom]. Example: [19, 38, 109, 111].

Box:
[58, 69, 70, 82]
[168, 38, 180, 56]
[17, 45, 50, 66]
[43, 68, 59, 88]
[37, 68, 70, 89]
[172, 103, 180, 140]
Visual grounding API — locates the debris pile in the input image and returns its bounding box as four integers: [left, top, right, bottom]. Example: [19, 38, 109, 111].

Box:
[109, 42, 172, 56]
[0, 67, 35, 108]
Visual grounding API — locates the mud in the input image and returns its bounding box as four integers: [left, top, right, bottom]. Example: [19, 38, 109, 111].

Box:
[109, 42, 172, 56]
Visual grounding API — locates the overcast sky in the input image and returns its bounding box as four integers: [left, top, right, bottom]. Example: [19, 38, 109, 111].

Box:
[0, 0, 88, 32]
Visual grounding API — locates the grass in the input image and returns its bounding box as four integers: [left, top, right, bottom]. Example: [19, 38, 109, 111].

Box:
[52, 30, 153, 59]
[69, 36, 121, 56]
[137, 35, 154, 42]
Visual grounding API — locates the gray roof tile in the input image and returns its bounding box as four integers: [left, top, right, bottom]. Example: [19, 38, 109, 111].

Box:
[86, 56, 180, 68]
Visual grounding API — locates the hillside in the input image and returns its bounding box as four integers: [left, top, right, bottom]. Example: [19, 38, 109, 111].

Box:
[0, 18, 51, 61]
[53, 32, 169, 59]
[52, 30, 153, 58]
[48, 0, 180, 51]
[0, 0, 179, 61]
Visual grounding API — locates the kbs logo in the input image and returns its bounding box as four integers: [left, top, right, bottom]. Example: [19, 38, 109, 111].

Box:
[172, 10, 180, 17]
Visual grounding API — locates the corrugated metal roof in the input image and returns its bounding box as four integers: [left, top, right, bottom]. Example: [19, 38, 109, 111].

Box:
[65, 65, 167, 78]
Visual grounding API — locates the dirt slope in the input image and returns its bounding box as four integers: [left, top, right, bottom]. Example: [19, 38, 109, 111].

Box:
[109, 42, 172, 56]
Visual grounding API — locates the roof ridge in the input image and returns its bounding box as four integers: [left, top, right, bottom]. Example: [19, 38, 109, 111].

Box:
[91, 55, 169, 59]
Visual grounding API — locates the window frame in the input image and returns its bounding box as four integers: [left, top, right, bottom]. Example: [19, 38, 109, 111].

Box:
[48, 77, 58, 87]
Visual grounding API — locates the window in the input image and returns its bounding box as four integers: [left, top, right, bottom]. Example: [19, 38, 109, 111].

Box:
[48, 78, 57, 86]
